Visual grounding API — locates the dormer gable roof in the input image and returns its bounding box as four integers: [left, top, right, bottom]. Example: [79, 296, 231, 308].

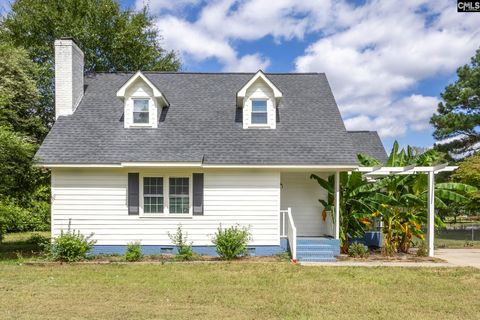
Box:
[236, 70, 282, 105]
[116, 71, 169, 107]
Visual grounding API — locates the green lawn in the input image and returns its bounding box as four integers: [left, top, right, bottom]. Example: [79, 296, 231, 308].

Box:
[436, 237, 480, 248]
[1, 232, 479, 319]
[0, 262, 478, 319]
[0, 231, 50, 260]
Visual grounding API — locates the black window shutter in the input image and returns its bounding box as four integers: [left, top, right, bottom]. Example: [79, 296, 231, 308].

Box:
[128, 173, 139, 215]
[192, 173, 204, 216]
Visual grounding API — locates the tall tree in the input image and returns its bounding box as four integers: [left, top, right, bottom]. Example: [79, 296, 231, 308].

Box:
[0, 126, 43, 203]
[0, 42, 45, 141]
[452, 153, 480, 214]
[0, 0, 180, 135]
[430, 49, 480, 157]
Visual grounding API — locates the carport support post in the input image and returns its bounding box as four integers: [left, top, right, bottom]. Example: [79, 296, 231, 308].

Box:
[427, 171, 435, 257]
[334, 171, 340, 240]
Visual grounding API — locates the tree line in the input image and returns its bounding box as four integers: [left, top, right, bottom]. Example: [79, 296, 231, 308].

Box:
[0, 0, 180, 236]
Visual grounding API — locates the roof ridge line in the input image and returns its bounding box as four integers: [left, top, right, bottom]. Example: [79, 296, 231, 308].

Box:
[86, 71, 325, 75]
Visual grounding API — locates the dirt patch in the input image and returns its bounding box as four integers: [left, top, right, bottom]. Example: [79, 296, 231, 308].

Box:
[23, 253, 291, 266]
[336, 251, 445, 263]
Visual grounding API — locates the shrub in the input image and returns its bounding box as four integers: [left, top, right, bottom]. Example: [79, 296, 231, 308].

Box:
[416, 241, 428, 257]
[168, 225, 193, 261]
[348, 242, 369, 258]
[212, 225, 251, 260]
[0, 199, 50, 233]
[125, 241, 143, 262]
[49, 224, 96, 262]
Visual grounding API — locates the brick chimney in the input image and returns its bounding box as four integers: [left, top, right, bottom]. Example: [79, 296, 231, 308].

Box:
[54, 38, 84, 119]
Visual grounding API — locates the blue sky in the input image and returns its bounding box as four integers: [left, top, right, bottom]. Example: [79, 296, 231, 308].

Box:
[2, 0, 479, 151]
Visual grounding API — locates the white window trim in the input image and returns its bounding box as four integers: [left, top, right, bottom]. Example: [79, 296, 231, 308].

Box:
[139, 173, 193, 218]
[130, 97, 153, 128]
[248, 98, 270, 128]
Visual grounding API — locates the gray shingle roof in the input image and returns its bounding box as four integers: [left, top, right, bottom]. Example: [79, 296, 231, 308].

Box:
[347, 131, 388, 163]
[36, 72, 361, 165]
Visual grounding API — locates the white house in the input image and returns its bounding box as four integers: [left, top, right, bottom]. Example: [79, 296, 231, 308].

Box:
[36, 38, 387, 261]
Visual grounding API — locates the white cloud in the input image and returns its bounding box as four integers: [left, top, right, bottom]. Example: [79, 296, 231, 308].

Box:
[156, 14, 270, 71]
[295, 0, 480, 139]
[344, 94, 440, 138]
[223, 53, 270, 72]
[157, 15, 236, 63]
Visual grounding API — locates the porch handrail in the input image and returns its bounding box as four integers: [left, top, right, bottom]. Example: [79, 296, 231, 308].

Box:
[286, 207, 296, 260]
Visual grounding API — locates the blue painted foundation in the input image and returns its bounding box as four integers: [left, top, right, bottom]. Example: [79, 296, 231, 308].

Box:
[92, 239, 289, 257]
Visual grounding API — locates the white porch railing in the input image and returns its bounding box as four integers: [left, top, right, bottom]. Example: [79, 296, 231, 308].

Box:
[280, 207, 296, 260]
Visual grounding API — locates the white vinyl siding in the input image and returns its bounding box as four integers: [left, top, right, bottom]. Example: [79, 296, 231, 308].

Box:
[280, 172, 334, 237]
[51, 168, 280, 246]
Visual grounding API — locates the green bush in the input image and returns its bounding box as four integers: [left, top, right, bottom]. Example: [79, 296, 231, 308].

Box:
[168, 225, 193, 261]
[49, 226, 96, 262]
[348, 242, 369, 258]
[416, 241, 428, 257]
[212, 225, 251, 260]
[0, 199, 50, 233]
[125, 242, 143, 262]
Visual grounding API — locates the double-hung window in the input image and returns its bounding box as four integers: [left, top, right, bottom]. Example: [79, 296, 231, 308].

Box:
[251, 100, 268, 124]
[169, 177, 190, 214]
[143, 177, 163, 214]
[133, 99, 149, 124]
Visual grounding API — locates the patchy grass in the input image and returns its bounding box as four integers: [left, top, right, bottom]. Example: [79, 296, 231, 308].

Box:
[436, 238, 480, 249]
[0, 262, 479, 319]
[0, 231, 50, 260]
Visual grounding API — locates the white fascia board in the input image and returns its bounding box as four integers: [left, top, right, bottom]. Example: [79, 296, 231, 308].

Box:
[202, 164, 358, 170]
[237, 70, 283, 101]
[116, 71, 169, 106]
[39, 162, 359, 170]
[36, 163, 122, 168]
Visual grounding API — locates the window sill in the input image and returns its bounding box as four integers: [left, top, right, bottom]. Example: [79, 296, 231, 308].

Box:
[129, 124, 153, 128]
[247, 125, 272, 129]
[139, 214, 193, 219]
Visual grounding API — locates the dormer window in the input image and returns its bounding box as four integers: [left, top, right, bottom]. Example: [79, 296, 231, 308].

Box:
[116, 71, 169, 129]
[237, 70, 282, 129]
[251, 100, 268, 124]
[133, 99, 150, 124]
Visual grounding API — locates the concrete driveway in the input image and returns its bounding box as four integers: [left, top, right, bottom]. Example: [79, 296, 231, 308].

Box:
[435, 249, 480, 269]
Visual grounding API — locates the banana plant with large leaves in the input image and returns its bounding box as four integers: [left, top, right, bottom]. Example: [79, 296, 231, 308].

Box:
[310, 172, 380, 253]
[363, 142, 477, 254]
[313, 141, 477, 255]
